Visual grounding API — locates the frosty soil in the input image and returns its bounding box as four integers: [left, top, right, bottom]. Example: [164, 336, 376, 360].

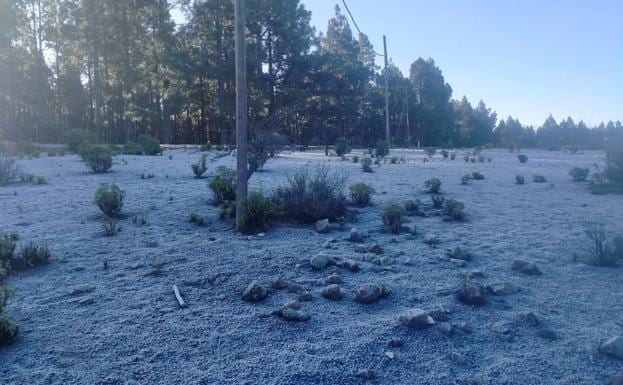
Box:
[1, 148, 622, 385]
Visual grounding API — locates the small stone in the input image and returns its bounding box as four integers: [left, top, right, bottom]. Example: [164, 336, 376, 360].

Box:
[424, 234, 440, 246]
[321, 284, 342, 300]
[355, 283, 388, 304]
[272, 277, 288, 290]
[457, 280, 486, 305]
[389, 338, 402, 348]
[511, 259, 542, 275]
[450, 352, 465, 365]
[78, 297, 94, 305]
[338, 259, 360, 272]
[458, 321, 473, 334]
[315, 219, 331, 234]
[374, 256, 394, 266]
[367, 243, 383, 254]
[355, 369, 375, 381]
[520, 312, 539, 326]
[438, 322, 454, 336]
[384, 351, 395, 360]
[326, 274, 342, 284]
[463, 269, 485, 279]
[448, 246, 471, 261]
[488, 282, 520, 296]
[429, 308, 450, 322]
[450, 258, 466, 267]
[280, 308, 311, 322]
[298, 291, 313, 302]
[71, 286, 95, 296]
[354, 244, 368, 253]
[242, 281, 267, 302]
[490, 322, 511, 335]
[536, 328, 558, 341]
[600, 336, 623, 360]
[310, 253, 331, 270]
[347, 228, 364, 242]
[399, 308, 435, 329]
[288, 284, 304, 294]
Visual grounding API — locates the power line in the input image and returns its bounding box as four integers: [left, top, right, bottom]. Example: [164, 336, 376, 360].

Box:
[341, 0, 384, 57]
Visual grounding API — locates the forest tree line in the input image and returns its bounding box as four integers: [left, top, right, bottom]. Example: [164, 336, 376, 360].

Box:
[0, 0, 621, 149]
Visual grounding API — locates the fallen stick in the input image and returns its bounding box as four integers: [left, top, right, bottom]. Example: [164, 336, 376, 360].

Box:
[173, 284, 186, 308]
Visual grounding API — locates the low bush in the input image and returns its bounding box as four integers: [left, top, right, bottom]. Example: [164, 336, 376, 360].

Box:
[0, 231, 18, 269]
[66, 129, 96, 153]
[349, 183, 375, 207]
[424, 178, 442, 194]
[361, 157, 373, 173]
[138, 134, 161, 155]
[375, 140, 389, 158]
[0, 157, 19, 187]
[463, 155, 469, 162]
[188, 212, 205, 226]
[192, 154, 208, 178]
[248, 121, 286, 174]
[14, 242, 51, 269]
[334, 138, 351, 157]
[403, 199, 422, 216]
[208, 166, 236, 205]
[518, 154, 528, 163]
[82, 146, 113, 173]
[532, 175, 547, 183]
[94, 183, 124, 217]
[569, 167, 589, 182]
[460, 174, 472, 185]
[101, 217, 119, 236]
[424, 147, 436, 158]
[239, 192, 274, 234]
[431, 194, 445, 208]
[123, 141, 143, 155]
[382, 204, 405, 234]
[516, 175, 525, 185]
[450, 152, 456, 160]
[390, 156, 398, 164]
[471, 172, 485, 180]
[478, 156, 485, 163]
[441, 149, 449, 158]
[352, 155, 359, 163]
[444, 199, 465, 221]
[585, 223, 623, 266]
[273, 165, 347, 223]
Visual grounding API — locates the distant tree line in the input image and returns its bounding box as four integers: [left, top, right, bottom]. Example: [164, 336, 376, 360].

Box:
[0, 1, 621, 149]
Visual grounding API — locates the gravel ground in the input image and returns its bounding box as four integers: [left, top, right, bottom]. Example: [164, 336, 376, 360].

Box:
[0, 147, 622, 385]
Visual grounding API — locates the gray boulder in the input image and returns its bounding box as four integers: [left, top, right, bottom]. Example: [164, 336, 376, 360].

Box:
[242, 281, 267, 302]
[457, 280, 486, 305]
[315, 219, 331, 234]
[310, 253, 331, 270]
[399, 308, 435, 329]
[355, 283, 388, 304]
[511, 259, 542, 275]
[600, 336, 623, 360]
[322, 284, 342, 300]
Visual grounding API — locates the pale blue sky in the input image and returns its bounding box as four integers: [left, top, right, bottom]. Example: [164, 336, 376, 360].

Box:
[302, 0, 622, 127]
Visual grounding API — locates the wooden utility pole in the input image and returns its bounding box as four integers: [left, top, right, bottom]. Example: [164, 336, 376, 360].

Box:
[383, 35, 390, 147]
[234, 0, 248, 231]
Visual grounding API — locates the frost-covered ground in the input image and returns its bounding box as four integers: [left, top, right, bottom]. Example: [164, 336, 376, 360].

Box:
[1, 147, 622, 385]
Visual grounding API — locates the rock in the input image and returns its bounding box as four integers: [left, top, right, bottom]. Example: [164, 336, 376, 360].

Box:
[321, 284, 342, 300]
[354, 244, 368, 253]
[337, 259, 360, 272]
[355, 369, 375, 381]
[367, 243, 383, 254]
[315, 219, 331, 234]
[373, 256, 394, 266]
[326, 274, 342, 284]
[488, 282, 520, 296]
[450, 258, 466, 267]
[458, 321, 473, 334]
[600, 336, 623, 359]
[281, 308, 311, 322]
[347, 228, 364, 242]
[438, 322, 454, 336]
[272, 276, 288, 290]
[288, 284, 304, 294]
[448, 246, 471, 261]
[399, 308, 435, 329]
[384, 351, 395, 360]
[71, 286, 95, 296]
[520, 312, 539, 326]
[310, 253, 331, 270]
[610, 374, 623, 385]
[389, 338, 402, 348]
[536, 328, 558, 341]
[463, 269, 485, 279]
[355, 283, 388, 304]
[450, 352, 465, 365]
[242, 281, 267, 302]
[402, 224, 417, 235]
[490, 322, 511, 336]
[429, 308, 450, 322]
[78, 297, 94, 305]
[457, 281, 486, 305]
[511, 259, 542, 275]
[424, 234, 440, 246]
[298, 291, 313, 302]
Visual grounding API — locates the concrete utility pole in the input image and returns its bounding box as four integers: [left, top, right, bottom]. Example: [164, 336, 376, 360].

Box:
[383, 35, 390, 147]
[234, 0, 248, 231]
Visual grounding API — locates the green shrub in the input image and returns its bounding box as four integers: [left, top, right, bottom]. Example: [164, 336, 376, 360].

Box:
[123, 141, 143, 155]
[0, 157, 19, 187]
[82, 146, 113, 173]
[460, 174, 472, 185]
[471, 172, 485, 180]
[585, 223, 623, 266]
[431, 194, 445, 208]
[604, 133, 623, 184]
[518, 154, 528, 163]
[0, 231, 18, 269]
[450, 152, 456, 160]
[375, 140, 389, 158]
[0, 314, 18, 346]
[192, 154, 208, 178]
[67, 129, 96, 153]
[94, 183, 124, 217]
[239, 192, 274, 234]
[101, 217, 120, 236]
[14, 242, 50, 269]
[445, 199, 465, 221]
[403, 199, 422, 216]
[218, 200, 236, 220]
[569, 167, 589, 182]
[424, 178, 442, 194]
[441, 149, 449, 158]
[138, 134, 161, 155]
[424, 147, 436, 158]
[532, 175, 547, 183]
[334, 138, 351, 157]
[463, 155, 469, 162]
[382, 204, 405, 234]
[188, 212, 205, 226]
[349, 183, 375, 207]
[352, 155, 359, 163]
[516, 175, 525, 185]
[390, 156, 398, 164]
[208, 166, 236, 205]
[361, 156, 373, 173]
[478, 156, 485, 163]
[273, 166, 347, 223]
